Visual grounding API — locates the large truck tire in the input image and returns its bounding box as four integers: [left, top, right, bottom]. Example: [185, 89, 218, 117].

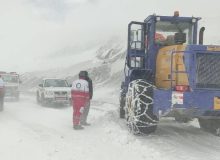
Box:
[125, 79, 158, 135]
[198, 118, 220, 136]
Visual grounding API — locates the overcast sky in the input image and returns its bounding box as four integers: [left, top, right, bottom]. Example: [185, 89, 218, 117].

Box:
[0, 0, 220, 72]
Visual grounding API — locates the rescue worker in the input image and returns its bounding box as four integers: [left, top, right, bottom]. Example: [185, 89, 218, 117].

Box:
[145, 32, 166, 47]
[0, 75, 5, 111]
[71, 71, 90, 130]
[80, 71, 93, 126]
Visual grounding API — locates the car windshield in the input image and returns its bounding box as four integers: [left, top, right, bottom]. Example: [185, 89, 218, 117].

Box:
[2, 75, 19, 83]
[44, 79, 68, 87]
[155, 21, 193, 46]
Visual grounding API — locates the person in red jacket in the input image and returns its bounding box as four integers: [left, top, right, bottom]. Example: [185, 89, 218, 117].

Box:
[71, 71, 90, 130]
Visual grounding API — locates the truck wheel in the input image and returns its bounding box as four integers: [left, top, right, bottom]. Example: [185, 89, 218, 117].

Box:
[36, 92, 41, 104]
[198, 118, 220, 136]
[174, 116, 191, 123]
[40, 94, 46, 106]
[125, 79, 158, 135]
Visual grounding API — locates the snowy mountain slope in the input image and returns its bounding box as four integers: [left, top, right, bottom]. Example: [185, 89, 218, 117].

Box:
[21, 38, 126, 92]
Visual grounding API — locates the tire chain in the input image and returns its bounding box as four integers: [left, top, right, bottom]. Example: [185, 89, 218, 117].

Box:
[126, 79, 158, 134]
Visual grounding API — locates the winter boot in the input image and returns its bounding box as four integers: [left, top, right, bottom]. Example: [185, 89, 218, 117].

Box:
[73, 125, 84, 130]
[81, 122, 91, 126]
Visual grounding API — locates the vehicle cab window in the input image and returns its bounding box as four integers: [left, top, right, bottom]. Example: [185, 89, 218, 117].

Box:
[155, 21, 193, 46]
[130, 56, 144, 68]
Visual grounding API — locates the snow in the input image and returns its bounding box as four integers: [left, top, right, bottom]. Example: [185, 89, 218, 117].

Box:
[1, 88, 220, 160]
[1, 39, 220, 160]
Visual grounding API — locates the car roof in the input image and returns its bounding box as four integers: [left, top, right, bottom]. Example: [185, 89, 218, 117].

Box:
[43, 78, 66, 81]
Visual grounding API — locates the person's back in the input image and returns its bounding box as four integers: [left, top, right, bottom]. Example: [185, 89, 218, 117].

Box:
[71, 79, 89, 99]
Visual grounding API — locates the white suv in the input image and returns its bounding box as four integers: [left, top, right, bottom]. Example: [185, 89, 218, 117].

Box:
[36, 78, 71, 105]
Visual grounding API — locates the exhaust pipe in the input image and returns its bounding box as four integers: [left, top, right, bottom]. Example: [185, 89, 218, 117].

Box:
[199, 27, 205, 45]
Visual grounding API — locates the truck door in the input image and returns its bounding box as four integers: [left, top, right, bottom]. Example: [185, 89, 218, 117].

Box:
[127, 22, 146, 69]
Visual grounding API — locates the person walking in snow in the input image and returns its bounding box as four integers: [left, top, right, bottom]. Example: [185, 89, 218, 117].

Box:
[71, 71, 90, 130]
[0, 75, 5, 111]
[80, 71, 93, 126]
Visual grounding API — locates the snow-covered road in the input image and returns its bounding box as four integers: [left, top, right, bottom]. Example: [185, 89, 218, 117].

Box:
[1, 89, 220, 160]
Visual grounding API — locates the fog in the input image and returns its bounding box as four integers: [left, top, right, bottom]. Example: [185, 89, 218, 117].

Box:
[0, 0, 220, 72]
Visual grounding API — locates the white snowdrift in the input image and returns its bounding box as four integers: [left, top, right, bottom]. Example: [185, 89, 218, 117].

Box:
[1, 87, 220, 160]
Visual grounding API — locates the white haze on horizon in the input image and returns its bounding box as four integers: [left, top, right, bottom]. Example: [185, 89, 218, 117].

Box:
[0, 0, 220, 72]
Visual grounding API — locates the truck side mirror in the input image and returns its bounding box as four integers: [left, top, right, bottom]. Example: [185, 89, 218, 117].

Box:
[39, 84, 43, 87]
[174, 32, 186, 44]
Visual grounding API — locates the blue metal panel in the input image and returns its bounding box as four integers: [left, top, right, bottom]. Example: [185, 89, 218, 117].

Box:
[183, 91, 214, 110]
[158, 16, 200, 23]
[193, 21, 198, 44]
[153, 89, 172, 116]
[144, 15, 200, 23]
[153, 89, 220, 117]
[145, 17, 160, 75]
[187, 45, 207, 51]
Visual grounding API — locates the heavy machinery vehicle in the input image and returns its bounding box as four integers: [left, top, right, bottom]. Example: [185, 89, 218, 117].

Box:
[0, 72, 21, 101]
[120, 11, 220, 135]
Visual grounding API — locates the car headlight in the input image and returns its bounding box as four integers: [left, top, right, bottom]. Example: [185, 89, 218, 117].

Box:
[45, 91, 54, 96]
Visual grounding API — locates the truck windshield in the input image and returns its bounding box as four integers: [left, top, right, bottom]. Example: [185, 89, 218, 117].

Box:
[2, 75, 19, 83]
[44, 79, 68, 87]
[155, 21, 193, 46]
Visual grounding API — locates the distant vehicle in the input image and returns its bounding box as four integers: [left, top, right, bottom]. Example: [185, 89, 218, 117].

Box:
[0, 82, 5, 112]
[36, 78, 71, 105]
[0, 72, 21, 101]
